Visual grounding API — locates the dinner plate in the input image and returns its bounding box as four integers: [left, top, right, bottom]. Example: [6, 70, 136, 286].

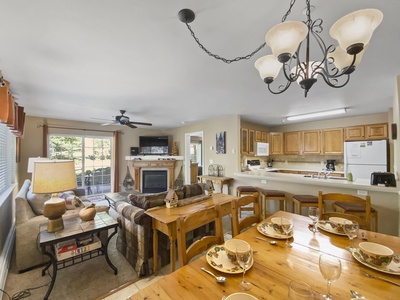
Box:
[317, 220, 347, 236]
[352, 248, 400, 275]
[206, 245, 253, 274]
[256, 222, 293, 239]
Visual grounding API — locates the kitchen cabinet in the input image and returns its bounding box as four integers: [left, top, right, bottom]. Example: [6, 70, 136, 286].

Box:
[261, 131, 268, 143]
[284, 131, 301, 154]
[366, 123, 388, 140]
[344, 126, 365, 141]
[302, 130, 321, 154]
[322, 128, 343, 154]
[270, 132, 283, 155]
[248, 130, 255, 155]
[255, 130, 261, 142]
[241, 128, 248, 154]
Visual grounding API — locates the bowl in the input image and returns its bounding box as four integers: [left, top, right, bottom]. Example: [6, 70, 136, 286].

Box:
[328, 217, 349, 233]
[224, 239, 251, 264]
[225, 293, 258, 300]
[359, 242, 394, 267]
[271, 217, 291, 235]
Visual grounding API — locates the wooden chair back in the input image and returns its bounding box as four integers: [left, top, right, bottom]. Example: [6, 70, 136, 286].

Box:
[176, 205, 224, 267]
[318, 191, 371, 230]
[231, 195, 262, 237]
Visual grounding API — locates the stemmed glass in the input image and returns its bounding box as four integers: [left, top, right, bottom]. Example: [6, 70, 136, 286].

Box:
[343, 221, 359, 251]
[319, 254, 342, 299]
[288, 280, 314, 299]
[308, 207, 320, 233]
[281, 218, 294, 247]
[236, 241, 253, 291]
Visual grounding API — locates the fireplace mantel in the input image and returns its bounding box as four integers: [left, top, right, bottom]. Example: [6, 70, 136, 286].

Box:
[127, 159, 176, 192]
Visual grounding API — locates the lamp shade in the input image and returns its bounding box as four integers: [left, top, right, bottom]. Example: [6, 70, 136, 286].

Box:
[327, 44, 369, 71]
[291, 61, 323, 83]
[266, 21, 308, 59]
[32, 160, 77, 194]
[330, 9, 383, 53]
[254, 55, 282, 80]
[27, 157, 50, 173]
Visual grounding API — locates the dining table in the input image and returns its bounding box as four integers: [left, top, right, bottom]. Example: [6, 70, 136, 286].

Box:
[128, 210, 400, 299]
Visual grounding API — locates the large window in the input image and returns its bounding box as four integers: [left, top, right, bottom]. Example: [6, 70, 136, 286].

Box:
[0, 124, 16, 197]
[49, 135, 112, 195]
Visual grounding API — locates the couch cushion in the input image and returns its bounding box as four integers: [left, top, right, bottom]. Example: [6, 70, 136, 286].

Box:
[129, 191, 169, 210]
[26, 187, 51, 215]
[183, 183, 204, 198]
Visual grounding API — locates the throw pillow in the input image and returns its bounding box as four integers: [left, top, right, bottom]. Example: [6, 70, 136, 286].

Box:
[129, 191, 169, 210]
[26, 188, 51, 215]
[183, 183, 205, 198]
[65, 195, 85, 210]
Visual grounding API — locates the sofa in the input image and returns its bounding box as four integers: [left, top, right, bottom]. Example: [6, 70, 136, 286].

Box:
[115, 183, 214, 277]
[14, 179, 109, 272]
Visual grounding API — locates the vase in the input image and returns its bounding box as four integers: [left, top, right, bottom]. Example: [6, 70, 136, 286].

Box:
[123, 166, 134, 191]
[79, 203, 96, 221]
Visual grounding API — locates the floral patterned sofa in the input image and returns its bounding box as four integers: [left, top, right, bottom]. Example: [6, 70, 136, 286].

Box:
[115, 183, 214, 277]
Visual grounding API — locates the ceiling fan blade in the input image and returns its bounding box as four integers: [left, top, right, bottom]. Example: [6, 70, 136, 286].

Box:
[129, 121, 152, 126]
[126, 123, 137, 129]
[101, 121, 119, 126]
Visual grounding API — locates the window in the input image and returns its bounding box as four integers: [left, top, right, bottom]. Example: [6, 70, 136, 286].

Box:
[0, 124, 16, 196]
[49, 135, 112, 195]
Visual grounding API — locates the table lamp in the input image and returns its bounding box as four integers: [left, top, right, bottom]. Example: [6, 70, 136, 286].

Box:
[32, 160, 77, 232]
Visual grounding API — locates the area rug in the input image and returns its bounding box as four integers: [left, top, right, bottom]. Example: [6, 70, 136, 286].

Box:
[2, 235, 138, 300]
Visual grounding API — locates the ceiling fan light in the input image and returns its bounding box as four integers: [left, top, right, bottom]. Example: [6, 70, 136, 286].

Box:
[254, 55, 282, 81]
[265, 21, 308, 61]
[327, 44, 369, 71]
[287, 108, 347, 121]
[330, 9, 383, 55]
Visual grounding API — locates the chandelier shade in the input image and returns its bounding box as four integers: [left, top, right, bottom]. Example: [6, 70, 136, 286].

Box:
[265, 21, 308, 62]
[329, 9, 383, 55]
[255, 55, 282, 83]
[327, 44, 369, 72]
[291, 61, 323, 84]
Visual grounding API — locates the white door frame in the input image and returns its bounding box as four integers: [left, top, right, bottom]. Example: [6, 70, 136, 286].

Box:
[184, 131, 204, 184]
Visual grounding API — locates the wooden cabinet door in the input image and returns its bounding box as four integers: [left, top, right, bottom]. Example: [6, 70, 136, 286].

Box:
[302, 130, 321, 154]
[261, 131, 268, 143]
[270, 132, 283, 155]
[322, 128, 344, 154]
[345, 126, 365, 141]
[241, 128, 248, 154]
[366, 123, 388, 140]
[284, 131, 301, 154]
[248, 130, 255, 155]
[255, 130, 261, 142]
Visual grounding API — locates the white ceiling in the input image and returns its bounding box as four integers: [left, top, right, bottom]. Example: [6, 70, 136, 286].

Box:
[1, 0, 399, 130]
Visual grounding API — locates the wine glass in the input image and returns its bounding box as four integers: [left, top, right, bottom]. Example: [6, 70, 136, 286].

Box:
[343, 221, 359, 251]
[281, 217, 294, 247]
[308, 207, 320, 233]
[236, 241, 253, 290]
[288, 280, 314, 299]
[319, 254, 342, 299]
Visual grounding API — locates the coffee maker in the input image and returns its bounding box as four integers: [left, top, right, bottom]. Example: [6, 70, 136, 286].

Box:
[326, 160, 336, 171]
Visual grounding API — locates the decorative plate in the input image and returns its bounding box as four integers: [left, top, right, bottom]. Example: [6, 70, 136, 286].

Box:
[317, 220, 347, 236]
[256, 222, 293, 240]
[352, 248, 400, 275]
[206, 245, 253, 274]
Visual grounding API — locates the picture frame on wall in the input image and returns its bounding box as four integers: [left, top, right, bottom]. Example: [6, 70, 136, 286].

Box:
[216, 131, 226, 154]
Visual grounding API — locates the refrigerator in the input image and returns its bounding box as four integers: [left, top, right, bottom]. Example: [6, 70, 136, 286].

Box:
[344, 140, 388, 180]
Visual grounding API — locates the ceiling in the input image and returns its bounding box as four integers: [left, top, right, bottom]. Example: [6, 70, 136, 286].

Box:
[1, 0, 399, 130]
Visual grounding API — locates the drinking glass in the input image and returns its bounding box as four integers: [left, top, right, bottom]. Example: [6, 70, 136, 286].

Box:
[236, 241, 253, 290]
[288, 280, 314, 300]
[343, 221, 359, 251]
[308, 207, 320, 233]
[319, 254, 342, 299]
[281, 218, 294, 247]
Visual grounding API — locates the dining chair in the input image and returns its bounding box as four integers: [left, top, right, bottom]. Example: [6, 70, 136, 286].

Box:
[236, 186, 259, 217]
[176, 205, 224, 267]
[318, 191, 371, 231]
[231, 195, 262, 237]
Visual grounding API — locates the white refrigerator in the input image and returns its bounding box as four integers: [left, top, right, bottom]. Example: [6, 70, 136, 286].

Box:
[344, 140, 388, 180]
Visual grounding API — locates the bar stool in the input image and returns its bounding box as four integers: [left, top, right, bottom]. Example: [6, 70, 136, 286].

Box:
[292, 194, 318, 215]
[259, 189, 286, 218]
[236, 186, 259, 217]
[333, 202, 378, 232]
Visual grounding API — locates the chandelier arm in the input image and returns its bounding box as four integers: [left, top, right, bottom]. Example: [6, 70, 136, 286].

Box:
[318, 71, 351, 88]
[267, 80, 292, 94]
[185, 23, 266, 64]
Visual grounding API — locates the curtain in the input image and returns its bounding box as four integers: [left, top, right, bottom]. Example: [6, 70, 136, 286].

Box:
[113, 130, 119, 192]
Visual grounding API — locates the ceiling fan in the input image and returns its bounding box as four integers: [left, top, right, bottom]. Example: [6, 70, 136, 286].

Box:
[100, 110, 152, 128]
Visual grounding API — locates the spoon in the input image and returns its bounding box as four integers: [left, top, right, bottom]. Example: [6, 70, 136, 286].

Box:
[201, 267, 226, 283]
[350, 290, 365, 299]
[255, 236, 278, 246]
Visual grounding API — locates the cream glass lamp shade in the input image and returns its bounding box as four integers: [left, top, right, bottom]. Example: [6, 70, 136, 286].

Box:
[327, 44, 369, 71]
[329, 9, 383, 54]
[254, 55, 282, 82]
[291, 61, 323, 83]
[32, 160, 77, 232]
[265, 21, 308, 62]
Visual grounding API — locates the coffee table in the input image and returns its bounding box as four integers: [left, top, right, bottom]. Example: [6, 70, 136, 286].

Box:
[104, 191, 136, 208]
[39, 212, 118, 300]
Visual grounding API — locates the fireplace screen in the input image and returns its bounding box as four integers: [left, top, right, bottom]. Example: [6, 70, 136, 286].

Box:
[142, 170, 168, 193]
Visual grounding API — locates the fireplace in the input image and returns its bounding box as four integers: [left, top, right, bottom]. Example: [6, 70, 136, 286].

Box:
[142, 170, 168, 193]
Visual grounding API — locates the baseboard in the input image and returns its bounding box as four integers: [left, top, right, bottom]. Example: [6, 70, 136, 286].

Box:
[0, 223, 15, 295]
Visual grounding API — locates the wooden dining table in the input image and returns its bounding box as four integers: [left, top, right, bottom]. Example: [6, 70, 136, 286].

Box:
[129, 210, 400, 299]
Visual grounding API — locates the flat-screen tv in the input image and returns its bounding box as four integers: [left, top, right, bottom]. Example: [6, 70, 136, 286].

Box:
[139, 136, 169, 155]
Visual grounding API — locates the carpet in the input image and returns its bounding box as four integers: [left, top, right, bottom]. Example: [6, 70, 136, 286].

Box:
[2, 234, 138, 300]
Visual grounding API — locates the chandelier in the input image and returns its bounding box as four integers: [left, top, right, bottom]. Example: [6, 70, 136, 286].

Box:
[178, 1, 383, 97]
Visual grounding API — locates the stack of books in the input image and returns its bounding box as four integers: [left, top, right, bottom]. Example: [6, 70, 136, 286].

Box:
[54, 234, 102, 261]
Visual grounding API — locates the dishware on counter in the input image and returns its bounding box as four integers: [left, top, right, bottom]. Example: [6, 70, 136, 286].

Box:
[236, 241, 253, 291]
[224, 292, 258, 300]
[343, 221, 359, 251]
[361, 268, 400, 286]
[206, 245, 254, 274]
[308, 207, 320, 233]
[319, 254, 342, 300]
[257, 222, 294, 239]
[200, 267, 226, 283]
[358, 242, 394, 267]
[224, 239, 251, 264]
[328, 217, 349, 233]
[288, 280, 314, 299]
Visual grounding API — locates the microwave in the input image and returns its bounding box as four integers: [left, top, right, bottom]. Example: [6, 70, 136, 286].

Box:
[255, 142, 269, 156]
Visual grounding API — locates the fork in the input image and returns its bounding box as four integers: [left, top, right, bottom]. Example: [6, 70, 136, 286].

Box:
[362, 269, 400, 287]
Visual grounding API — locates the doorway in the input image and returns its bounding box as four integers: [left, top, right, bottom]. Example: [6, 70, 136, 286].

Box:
[184, 131, 204, 184]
